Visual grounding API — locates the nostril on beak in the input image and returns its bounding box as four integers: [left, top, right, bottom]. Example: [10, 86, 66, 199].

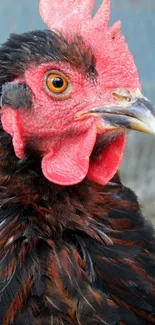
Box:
[112, 88, 132, 103]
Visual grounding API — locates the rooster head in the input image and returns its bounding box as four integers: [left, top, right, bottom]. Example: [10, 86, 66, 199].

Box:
[1, 0, 155, 185]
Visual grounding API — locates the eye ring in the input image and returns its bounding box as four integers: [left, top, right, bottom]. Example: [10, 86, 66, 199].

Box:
[45, 70, 71, 97]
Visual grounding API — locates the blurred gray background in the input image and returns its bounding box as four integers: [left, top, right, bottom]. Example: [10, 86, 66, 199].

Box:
[0, 0, 155, 220]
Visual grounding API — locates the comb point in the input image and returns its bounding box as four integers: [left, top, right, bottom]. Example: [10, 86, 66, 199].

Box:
[110, 21, 121, 39]
[93, 0, 111, 27]
[39, 0, 95, 33]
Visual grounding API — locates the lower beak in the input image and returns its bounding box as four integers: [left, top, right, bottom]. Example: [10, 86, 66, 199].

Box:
[75, 95, 155, 134]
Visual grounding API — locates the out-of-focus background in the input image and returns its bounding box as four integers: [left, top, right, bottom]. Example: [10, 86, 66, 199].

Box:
[0, 0, 155, 220]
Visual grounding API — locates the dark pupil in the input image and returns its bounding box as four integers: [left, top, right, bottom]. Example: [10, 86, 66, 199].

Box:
[52, 77, 64, 88]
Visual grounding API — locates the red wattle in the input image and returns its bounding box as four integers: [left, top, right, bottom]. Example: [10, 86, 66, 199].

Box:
[41, 125, 97, 186]
[87, 134, 126, 185]
[1, 106, 126, 186]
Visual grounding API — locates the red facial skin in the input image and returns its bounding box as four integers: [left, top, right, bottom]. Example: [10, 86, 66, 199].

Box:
[1, 51, 140, 186]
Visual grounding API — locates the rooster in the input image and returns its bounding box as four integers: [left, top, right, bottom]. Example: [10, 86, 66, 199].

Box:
[0, 0, 155, 324]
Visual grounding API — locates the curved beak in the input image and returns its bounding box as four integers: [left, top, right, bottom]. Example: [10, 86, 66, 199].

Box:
[75, 93, 155, 134]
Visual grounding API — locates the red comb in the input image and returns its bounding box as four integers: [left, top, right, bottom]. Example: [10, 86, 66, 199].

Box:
[39, 0, 139, 91]
[39, 0, 112, 36]
[39, 0, 125, 64]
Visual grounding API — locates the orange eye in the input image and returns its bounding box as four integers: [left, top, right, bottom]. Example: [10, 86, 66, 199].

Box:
[46, 71, 69, 94]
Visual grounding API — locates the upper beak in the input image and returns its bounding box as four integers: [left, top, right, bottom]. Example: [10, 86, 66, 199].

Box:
[75, 92, 155, 134]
